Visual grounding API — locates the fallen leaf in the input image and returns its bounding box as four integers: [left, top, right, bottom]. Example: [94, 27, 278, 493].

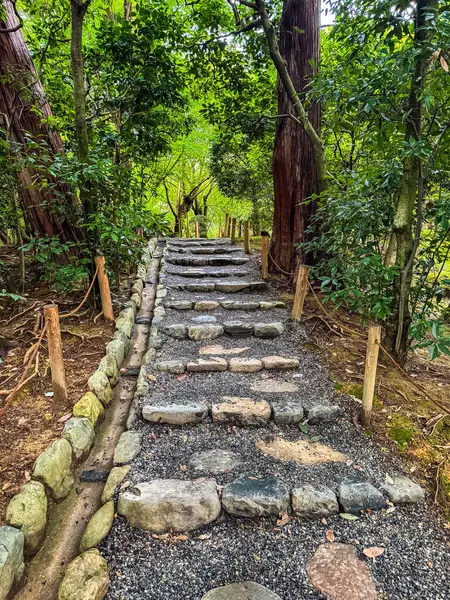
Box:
[276, 512, 290, 527]
[385, 474, 394, 484]
[326, 529, 335, 543]
[340, 513, 359, 521]
[253, 554, 261, 561]
[363, 546, 385, 558]
[440, 55, 449, 72]
[309, 435, 322, 443]
[321, 518, 328, 525]
[426, 561, 433, 568]
[197, 534, 211, 540]
[58, 413, 72, 423]
[173, 534, 188, 542]
[353, 464, 365, 472]
[147, 374, 157, 382]
[2, 482, 12, 491]
[179, 465, 187, 471]
[176, 374, 188, 381]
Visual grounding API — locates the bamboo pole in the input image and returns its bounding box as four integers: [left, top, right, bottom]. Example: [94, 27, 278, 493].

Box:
[261, 234, 269, 279]
[231, 217, 237, 244]
[244, 221, 251, 254]
[362, 325, 382, 426]
[291, 265, 310, 320]
[44, 304, 67, 403]
[95, 256, 114, 322]
[195, 221, 199, 238]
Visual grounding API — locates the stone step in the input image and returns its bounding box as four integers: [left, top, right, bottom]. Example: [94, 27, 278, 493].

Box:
[160, 322, 285, 340]
[164, 300, 285, 311]
[167, 246, 243, 255]
[153, 355, 299, 374]
[166, 256, 249, 267]
[117, 474, 424, 533]
[141, 396, 340, 427]
[169, 238, 231, 246]
[165, 280, 268, 293]
[166, 268, 250, 279]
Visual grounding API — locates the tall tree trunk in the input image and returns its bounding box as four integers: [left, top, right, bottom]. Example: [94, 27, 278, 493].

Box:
[266, 0, 321, 272]
[0, 0, 81, 242]
[385, 0, 436, 360]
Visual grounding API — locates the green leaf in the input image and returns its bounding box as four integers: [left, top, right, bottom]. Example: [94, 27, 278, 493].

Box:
[339, 513, 359, 521]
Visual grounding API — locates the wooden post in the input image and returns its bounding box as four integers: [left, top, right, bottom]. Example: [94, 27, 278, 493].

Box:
[238, 220, 242, 238]
[362, 325, 382, 426]
[186, 213, 190, 238]
[231, 218, 237, 244]
[218, 225, 222, 238]
[44, 304, 67, 403]
[291, 265, 310, 321]
[223, 213, 229, 238]
[244, 221, 251, 254]
[261, 234, 269, 279]
[195, 221, 199, 238]
[95, 256, 114, 322]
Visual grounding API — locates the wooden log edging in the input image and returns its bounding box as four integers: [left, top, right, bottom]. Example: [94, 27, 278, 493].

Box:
[0, 238, 159, 600]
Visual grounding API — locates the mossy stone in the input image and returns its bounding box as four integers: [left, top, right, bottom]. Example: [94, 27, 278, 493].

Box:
[73, 392, 104, 428]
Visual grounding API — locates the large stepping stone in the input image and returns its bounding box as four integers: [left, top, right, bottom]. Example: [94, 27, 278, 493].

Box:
[222, 475, 290, 518]
[215, 281, 250, 293]
[192, 315, 217, 324]
[184, 283, 216, 292]
[168, 269, 249, 279]
[165, 300, 193, 310]
[142, 403, 209, 425]
[212, 397, 271, 426]
[224, 321, 254, 337]
[381, 474, 425, 504]
[338, 480, 386, 514]
[189, 450, 241, 474]
[262, 356, 299, 370]
[220, 301, 260, 311]
[271, 400, 304, 424]
[253, 322, 284, 338]
[292, 484, 339, 518]
[202, 582, 282, 599]
[194, 301, 220, 311]
[187, 358, 228, 372]
[118, 479, 221, 532]
[200, 344, 250, 356]
[155, 360, 185, 374]
[188, 324, 224, 340]
[306, 543, 377, 600]
[189, 247, 242, 254]
[229, 358, 262, 373]
[307, 405, 342, 423]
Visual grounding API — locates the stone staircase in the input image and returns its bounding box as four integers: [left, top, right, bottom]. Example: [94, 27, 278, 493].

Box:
[98, 238, 446, 600]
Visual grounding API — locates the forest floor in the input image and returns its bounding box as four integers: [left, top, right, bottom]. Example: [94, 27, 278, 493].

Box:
[0, 248, 131, 522]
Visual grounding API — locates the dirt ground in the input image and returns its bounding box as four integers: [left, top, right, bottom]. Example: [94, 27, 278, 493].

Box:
[0, 249, 130, 522]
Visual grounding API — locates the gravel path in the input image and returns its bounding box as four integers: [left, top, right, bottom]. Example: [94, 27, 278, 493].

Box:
[100, 239, 450, 600]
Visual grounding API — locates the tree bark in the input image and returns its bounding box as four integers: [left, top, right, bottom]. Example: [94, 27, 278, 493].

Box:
[0, 0, 81, 242]
[255, 0, 322, 272]
[385, 0, 436, 360]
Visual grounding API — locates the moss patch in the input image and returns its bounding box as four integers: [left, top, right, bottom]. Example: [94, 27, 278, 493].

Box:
[387, 414, 419, 450]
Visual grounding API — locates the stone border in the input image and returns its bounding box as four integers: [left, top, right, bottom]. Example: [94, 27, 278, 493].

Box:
[0, 239, 158, 600]
[116, 474, 426, 534]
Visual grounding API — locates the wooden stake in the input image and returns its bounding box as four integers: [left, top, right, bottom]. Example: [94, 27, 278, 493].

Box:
[195, 221, 199, 238]
[44, 304, 67, 403]
[218, 225, 222, 238]
[95, 256, 114, 322]
[362, 325, 381, 427]
[261, 234, 269, 279]
[244, 221, 250, 254]
[291, 265, 310, 320]
[231, 218, 237, 244]
[186, 213, 190, 238]
[238, 221, 242, 238]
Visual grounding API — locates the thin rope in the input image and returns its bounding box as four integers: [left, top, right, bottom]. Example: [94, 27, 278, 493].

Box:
[60, 264, 99, 319]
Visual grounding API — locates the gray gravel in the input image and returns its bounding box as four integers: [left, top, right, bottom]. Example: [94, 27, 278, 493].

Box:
[101, 240, 450, 600]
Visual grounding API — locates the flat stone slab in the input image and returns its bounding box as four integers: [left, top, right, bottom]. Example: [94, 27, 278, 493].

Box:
[222, 475, 290, 518]
[381, 475, 425, 504]
[256, 436, 347, 465]
[215, 281, 250, 293]
[306, 543, 377, 600]
[261, 356, 299, 370]
[187, 358, 228, 372]
[307, 405, 343, 423]
[229, 358, 262, 373]
[189, 450, 241, 474]
[142, 403, 209, 425]
[212, 397, 271, 427]
[163, 324, 187, 339]
[194, 301, 220, 311]
[165, 300, 193, 310]
[192, 315, 218, 324]
[202, 582, 282, 599]
[118, 479, 221, 532]
[338, 480, 386, 514]
[253, 322, 284, 338]
[168, 269, 249, 279]
[292, 484, 339, 518]
[200, 345, 250, 356]
[272, 400, 304, 425]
